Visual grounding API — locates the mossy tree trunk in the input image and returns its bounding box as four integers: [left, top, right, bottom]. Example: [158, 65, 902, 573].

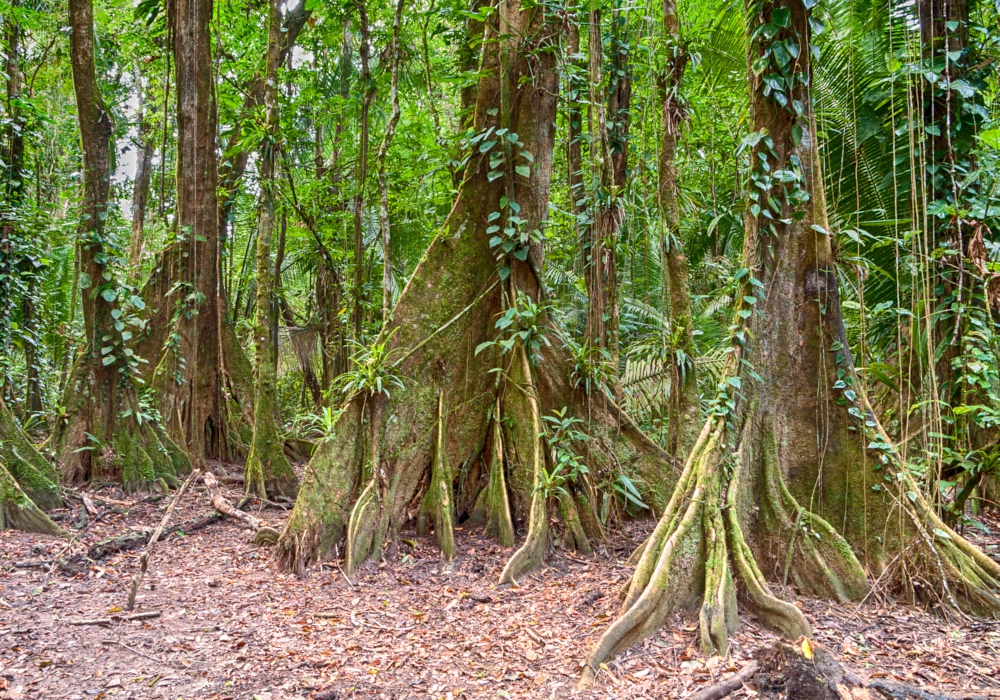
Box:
[54, 0, 191, 491]
[580, 0, 1000, 683]
[243, 0, 299, 500]
[277, 0, 674, 578]
[658, 0, 699, 461]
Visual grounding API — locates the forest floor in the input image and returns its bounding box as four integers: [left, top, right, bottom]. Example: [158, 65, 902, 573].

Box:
[2, 464, 1000, 700]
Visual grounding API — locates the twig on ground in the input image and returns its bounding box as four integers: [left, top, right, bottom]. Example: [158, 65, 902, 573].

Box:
[125, 469, 201, 611]
[100, 639, 170, 664]
[68, 611, 162, 626]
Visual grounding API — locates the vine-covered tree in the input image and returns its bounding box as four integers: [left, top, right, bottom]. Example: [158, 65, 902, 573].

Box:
[276, 0, 671, 578]
[54, 0, 190, 490]
[580, 0, 1000, 681]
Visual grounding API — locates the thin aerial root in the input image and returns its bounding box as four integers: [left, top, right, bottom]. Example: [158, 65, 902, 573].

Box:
[626, 535, 649, 566]
[499, 348, 548, 585]
[421, 391, 455, 560]
[484, 401, 515, 547]
[345, 479, 376, 576]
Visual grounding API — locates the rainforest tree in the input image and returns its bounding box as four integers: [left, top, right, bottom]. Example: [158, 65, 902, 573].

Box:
[580, 0, 1000, 681]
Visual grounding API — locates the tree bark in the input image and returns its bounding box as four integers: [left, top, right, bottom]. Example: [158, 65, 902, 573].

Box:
[243, 0, 299, 500]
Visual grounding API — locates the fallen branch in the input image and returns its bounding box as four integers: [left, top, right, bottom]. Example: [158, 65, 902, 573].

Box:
[125, 469, 201, 611]
[68, 611, 161, 626]
[87, 511, 223, 560]
[686, 662, 758, 700]
[202, 472, 279, 543]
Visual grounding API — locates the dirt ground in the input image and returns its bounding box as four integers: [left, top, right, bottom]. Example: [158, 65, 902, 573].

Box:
[3, 465, 1000, 700]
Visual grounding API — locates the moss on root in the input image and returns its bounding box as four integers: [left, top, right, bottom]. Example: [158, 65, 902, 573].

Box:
[0, 398, 61, 510]
[483, 402, 515, 547]
[499, 347, 550, 585]
[0, 460, 67, 537]
[244, 390, 299, 501]
[276, 402, 365, 574]
[419, 391, 456, 560]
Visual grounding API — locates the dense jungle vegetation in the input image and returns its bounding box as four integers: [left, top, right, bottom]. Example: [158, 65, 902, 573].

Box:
[1, 0, 1000, 678]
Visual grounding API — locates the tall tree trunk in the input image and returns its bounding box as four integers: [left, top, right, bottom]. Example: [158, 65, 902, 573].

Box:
[135, 4, 312, 464]
[244, 0, 299, 500]
[582, 5, 629, 376]
[566, 14, 586, 267]
[378, 0, 405, 323]
[158, 0, 225, 467]
[658, 0, 698, 461]
[55, 0, 190, 489]
[580, 0, 1000, 682]
[129, 70, 156, 277]
[352, 0, 374, 340]
[277, 0, 672, 578]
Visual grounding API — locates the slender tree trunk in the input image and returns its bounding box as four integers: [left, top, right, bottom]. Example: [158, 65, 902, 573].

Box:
[162, 0, 223, 467]
[129, 70, 156, 277]
[566, 13, 586, 270]
[352, 0, 374, 340]
[378, 0, 405, 323]
[582, 4, 629, 376]
[658, 0, 698, 460]
[244, 0, 299, 500]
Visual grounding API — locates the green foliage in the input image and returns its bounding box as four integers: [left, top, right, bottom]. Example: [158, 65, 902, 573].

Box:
[476, 292, 552, 366]
[334, 332, 405, 400]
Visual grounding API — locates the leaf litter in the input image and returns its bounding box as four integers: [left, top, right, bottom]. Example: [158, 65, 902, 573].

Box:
[2, 463, 999, 699]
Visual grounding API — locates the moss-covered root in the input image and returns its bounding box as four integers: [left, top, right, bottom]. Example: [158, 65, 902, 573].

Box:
[275, 403, 365, 575]
[484, 404, 515, 547]
[581, 420, 730, 687]
[0, 398, 61, 510]
[420, 391, 456, 560]
[894, 485, 1000, 615]
[724, 462, 812, 641]
[755, 425, 869, 602]
[499, 349, 549, 585]
[244, 408, 299, 501]
[0, 461, 67, 537]
[698, 478, 737, 656]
